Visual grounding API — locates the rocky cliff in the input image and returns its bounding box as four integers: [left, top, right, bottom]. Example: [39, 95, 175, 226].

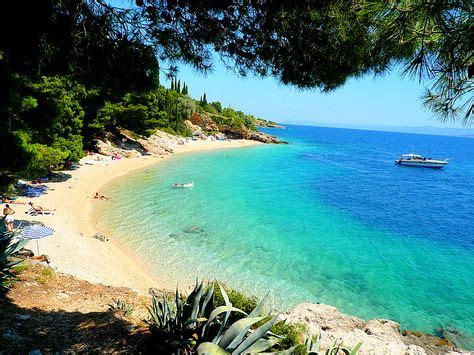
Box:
[189, 112, 219, 132]
[93, 128, 183, 157]
[189, 112, 286, 144]
[221, 126, 287, 144]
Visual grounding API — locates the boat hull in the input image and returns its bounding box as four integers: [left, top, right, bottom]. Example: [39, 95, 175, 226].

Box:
[395, 160, 447, 168]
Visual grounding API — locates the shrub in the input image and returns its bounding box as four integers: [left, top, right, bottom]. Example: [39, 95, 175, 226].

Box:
[212, 283, 258, 315]
[270, 321, 308, 354]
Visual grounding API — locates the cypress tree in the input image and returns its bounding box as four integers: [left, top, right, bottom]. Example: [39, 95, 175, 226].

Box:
[171, 79, 174, 91]
[175, 101, 179, 131]
[202, 93, 207, 106]
[177, 79, 181, 92]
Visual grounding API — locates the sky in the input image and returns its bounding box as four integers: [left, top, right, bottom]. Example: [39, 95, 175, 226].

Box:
[165, 60, 462, 130]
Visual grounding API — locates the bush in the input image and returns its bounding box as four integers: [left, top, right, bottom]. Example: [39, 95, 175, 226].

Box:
[212, 282, 258, 314]
[270, 321, 308, 354]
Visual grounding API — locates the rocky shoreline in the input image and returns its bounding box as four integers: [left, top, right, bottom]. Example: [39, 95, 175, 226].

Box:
[92, 113, 286, 157]
[280, 303, 462, 354]
[254, 118, 287, 129]
[2, 264, 465, 354]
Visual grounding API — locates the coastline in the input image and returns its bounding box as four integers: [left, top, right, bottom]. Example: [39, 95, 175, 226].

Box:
[9, 136, 466, 353]
[14, 139, 261, 294]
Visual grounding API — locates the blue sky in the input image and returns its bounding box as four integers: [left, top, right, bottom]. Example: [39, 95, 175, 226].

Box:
[166, 61, 460, 129]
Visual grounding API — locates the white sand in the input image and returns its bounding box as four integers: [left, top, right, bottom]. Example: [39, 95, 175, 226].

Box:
[10, 139, 261, 293]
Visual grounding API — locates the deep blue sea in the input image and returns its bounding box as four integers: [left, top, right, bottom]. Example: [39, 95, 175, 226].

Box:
[98, 125, 474, 348]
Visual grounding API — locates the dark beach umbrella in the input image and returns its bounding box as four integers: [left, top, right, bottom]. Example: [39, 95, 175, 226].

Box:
[20, 225, 55, 255]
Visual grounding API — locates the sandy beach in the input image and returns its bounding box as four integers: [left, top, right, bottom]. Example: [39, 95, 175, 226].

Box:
[10, 139, 261, 294]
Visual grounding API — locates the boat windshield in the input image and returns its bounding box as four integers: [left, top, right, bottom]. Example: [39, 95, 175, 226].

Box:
[401, 154, 424, 160]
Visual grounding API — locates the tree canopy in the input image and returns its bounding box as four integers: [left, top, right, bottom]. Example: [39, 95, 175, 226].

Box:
[96, 0, 471, 124]
[0, 0, 472, 190]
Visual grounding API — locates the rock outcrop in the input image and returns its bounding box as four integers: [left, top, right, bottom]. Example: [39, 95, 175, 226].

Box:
[189, 112, 219, 132]
[184, 120, 205, 137]
[221, 126, 287, 144]
[93, 128, 184, 157]
[278, 303, 460, 355]
[254, 118, 286, 129]
[94, 139, 142, 158]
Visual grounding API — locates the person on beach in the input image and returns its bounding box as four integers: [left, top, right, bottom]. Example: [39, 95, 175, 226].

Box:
[2, 196, 26, 205]
[28, 201, 56, 213]
[3, 204, 15, 232]
[94, 192, 109, 200]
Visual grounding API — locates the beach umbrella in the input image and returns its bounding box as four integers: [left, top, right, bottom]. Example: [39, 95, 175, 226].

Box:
[20, 224, 55, 255]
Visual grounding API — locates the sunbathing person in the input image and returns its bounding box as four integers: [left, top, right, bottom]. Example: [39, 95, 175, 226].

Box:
[28, 201, 56, 213]
[94, 192, 110, 200]
[15, 248, 50, 264]
[2, 197, 26, 205]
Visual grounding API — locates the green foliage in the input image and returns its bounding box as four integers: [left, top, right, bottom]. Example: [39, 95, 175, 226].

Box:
[210, 102, 222, 113]
[147, 281, 216, 353]
[0, 230, 29, 297]
[200, 93, 208, 106]
[146, 282, 299, 354]
[304, 332, 362, 355]
[212, 283, 258, 315]
[1, 75, 90, 180]
[271, 322, 308, 354]
[109, 299, 135, 317]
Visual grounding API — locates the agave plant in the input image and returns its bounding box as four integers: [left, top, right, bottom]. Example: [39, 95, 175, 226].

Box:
[196, 316, 287, 354]
[304, 331, 362, 355]
[147, 280, 219, 353]
[0, 230, 29, 296]
[147, 281, 291, 354]
[108, 299, 135, 316]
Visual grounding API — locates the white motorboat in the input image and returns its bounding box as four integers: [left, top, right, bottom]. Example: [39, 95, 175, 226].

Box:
[172, 182, 194, 188]
[395, 154, 448, 169]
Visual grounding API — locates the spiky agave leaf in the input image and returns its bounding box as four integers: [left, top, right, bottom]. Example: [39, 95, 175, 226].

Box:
[0, 232, 29, 295]
[248, 291, 270, 317]
[231, 316, 277, 354]
[197, 342, 230, 355]
[217, 317, 264, 349]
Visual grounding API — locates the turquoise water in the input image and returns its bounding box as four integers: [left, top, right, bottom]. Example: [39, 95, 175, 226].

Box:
[98, 125, 474, 348]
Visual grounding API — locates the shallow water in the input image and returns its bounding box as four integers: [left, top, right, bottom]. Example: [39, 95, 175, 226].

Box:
[98, 125, 474, 349]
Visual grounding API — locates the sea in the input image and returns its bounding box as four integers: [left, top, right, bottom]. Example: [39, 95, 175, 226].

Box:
[97, 124, 474, 349]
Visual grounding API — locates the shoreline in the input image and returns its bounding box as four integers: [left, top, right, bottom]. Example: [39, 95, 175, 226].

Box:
[9, 137, 466, 353]
[14, 139, 261, 294]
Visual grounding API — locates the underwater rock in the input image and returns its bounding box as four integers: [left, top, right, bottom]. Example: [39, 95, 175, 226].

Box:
[183, 225, 205, 234]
